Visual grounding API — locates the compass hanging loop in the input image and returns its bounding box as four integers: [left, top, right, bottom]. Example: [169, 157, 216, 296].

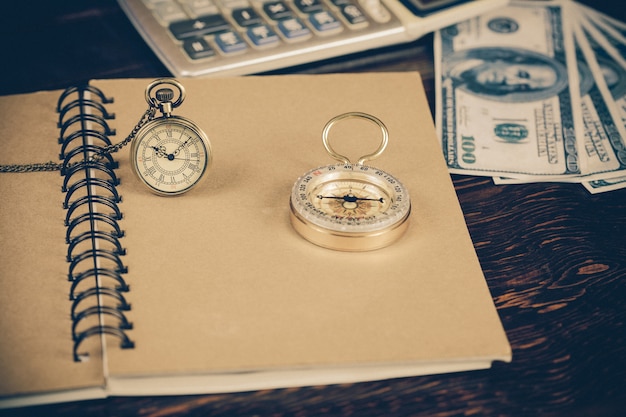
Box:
[145, 78, 186, 117]
[321, 112, 389, 166]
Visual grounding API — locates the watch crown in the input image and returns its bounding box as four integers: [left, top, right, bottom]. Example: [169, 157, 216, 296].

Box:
[155, 88, 175, 117]
[156, 88, 175, 102]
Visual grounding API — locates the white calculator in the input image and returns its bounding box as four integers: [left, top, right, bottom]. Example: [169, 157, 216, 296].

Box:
[118, 0, 507, 77]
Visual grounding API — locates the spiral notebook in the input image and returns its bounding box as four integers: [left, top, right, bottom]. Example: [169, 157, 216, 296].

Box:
[0, 73, 511, 409]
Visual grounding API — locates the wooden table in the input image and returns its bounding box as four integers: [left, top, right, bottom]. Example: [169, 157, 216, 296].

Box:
[1, 1, 625, 416]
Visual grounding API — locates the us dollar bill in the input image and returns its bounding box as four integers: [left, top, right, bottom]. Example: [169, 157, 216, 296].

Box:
[584, 175, 626, 193]
[578, 2, 626, 39]
[572, 22, 626, 180]
[577, 9, 626, 193]
[579, 7, 626, 66]
[435, 0, 587, 180]
[494, 23, 626, 189]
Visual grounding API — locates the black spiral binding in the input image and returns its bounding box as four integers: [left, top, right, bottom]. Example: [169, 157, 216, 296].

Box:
[57, 84, 135, 362]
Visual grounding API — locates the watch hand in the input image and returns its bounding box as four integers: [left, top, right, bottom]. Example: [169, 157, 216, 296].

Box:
[166, 157, 201, 162]
[152, 145, 197, 162]
[152, 146, 168, 158]
[173, 138, 193, 156]
[317, 194, 384, 203]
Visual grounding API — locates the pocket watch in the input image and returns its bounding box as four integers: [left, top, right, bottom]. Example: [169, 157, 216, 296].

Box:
[130, 79, 212, 196]
[289, 112, 411, 251]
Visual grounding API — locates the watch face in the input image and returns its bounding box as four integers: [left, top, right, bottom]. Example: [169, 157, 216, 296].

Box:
[290, 163, 411, 251]
[131, 116, 211, 196]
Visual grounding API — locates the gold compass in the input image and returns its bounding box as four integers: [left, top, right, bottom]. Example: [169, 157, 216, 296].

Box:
[289, 112, 411, 251]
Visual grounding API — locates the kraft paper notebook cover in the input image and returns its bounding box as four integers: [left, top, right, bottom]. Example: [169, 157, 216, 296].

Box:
[0, 73, 511, 409]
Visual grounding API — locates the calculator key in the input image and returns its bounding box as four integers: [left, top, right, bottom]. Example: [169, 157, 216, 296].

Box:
[277, 17, 311, 41]
[180, 0, 220, 17]
[293, 0, 324, 14]
[247, 24, 280, 47]
[232, 7, 262, 27]
[153, 2, 187, 23]
[309, 11, 342, 34]
[169, 15, 232, 40]
[263, 1, 293, 20]
[338, 4, 368, 27]
[183, 37, 216, 59]
[359, 0, 391, 23]
[219, 0, 249, 8]
[215, 30, 248, 54]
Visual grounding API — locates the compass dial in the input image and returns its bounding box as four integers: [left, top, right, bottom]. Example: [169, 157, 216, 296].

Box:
[131, 116, 212, 196]
[290, 163, 411, 251]
[311, 179, 392, 221]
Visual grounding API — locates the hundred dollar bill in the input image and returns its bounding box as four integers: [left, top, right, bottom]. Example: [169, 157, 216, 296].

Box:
[571, 21, 626, 179]
[494, 16, 626, 190]
[578, 3, 626, 37]
[435, 0, 585, 180]
[579, 5, 626, 65]
[577, 11, 626, 193]
[584, 176, 626, 193]
[579, 6, 626, 69]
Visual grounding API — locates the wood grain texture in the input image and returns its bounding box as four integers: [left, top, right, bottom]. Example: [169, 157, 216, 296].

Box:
[1, 1, 626, 416]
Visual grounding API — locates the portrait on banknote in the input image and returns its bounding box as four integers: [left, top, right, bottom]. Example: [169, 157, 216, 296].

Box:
[442, 46, 570, 103]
